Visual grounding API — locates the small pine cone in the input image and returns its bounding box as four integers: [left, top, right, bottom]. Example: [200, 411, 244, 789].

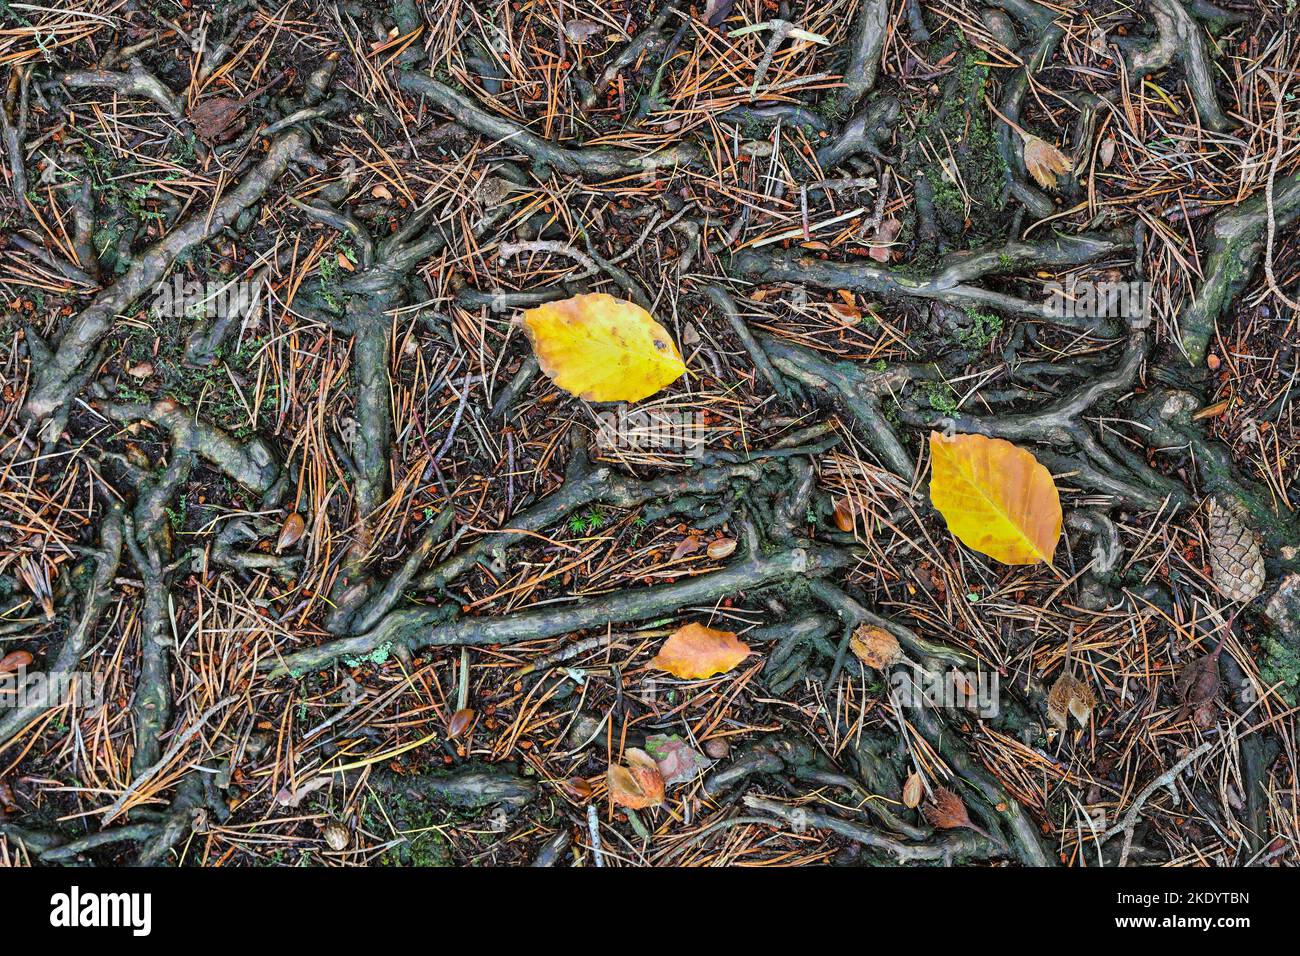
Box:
[1206, 497, 1265, 603]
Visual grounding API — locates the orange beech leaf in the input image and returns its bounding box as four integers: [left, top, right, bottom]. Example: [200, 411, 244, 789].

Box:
[521, 293, 685, 403]
[650, 623, 750, 679]
[849, 624, 902, 670]
[928, 432, 1061, 566]
[608, 748, 665, 809]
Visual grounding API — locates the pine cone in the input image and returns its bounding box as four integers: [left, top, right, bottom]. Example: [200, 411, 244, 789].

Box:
[1206, 497, 1265, 603]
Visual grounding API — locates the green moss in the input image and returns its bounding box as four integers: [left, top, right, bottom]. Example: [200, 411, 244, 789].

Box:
[922, 381, 959, 416]
[911, 43, 1009, 247]
[362, 790, 452, 867]
[1259, 633, 1300, 707]
[959, 308, 1003, 348]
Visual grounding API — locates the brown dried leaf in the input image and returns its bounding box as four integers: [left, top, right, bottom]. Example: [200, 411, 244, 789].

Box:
[1021, 133, 1073, 190]
[645, 734, 711, 786]
[902, 772, 923, 809]
[0, 650, 33, 674]
[1176, 632, 1228, 726]
[447, 707, 475, 739]
[868, 218, 902, 262]
[849, 624, 902, 670]
[923, 787, 973, 831]
[1047, 673, 1095, 730]
[608, 748, 665, 809]
[671, 535, 703, 561]
[275, 512, 306, 553]
[650, 623, 750, 679]
[1099, 137, 1116, 168]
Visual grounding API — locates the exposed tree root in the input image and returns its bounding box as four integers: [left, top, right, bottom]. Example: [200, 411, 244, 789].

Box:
[1177, 171, 1300, 365]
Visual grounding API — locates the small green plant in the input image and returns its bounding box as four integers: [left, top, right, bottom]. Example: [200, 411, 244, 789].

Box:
[164, 494, 188, 532]
[568, 508, 607, 534]
[923, 382, 960, 416]
[960, 308, 1003, 348]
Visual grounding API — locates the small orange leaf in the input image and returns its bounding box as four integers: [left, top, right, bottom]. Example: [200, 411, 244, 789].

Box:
[923, 787, 974, 830]
[447, 707, 475, 738]
[650, 623, 750, 679]
[0, 650, 33, 674]
[849, 624, 902, 670]
[608, 748, 665, 809]
[832, 496, 858, 532]
[276, 512, 307, 553]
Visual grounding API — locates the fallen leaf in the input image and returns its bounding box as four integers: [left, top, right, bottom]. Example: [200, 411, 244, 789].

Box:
[0, 650, 33, 674]
[447, 707, 475, 738]
[561, 776, 594, 800]
[832, 496, 859, 532]
[706, 537, 737, 560]
[608, 748, 665, 809]
[671, 535, 703, 561]
[645, 734, 711, 786]
[868, 218, 902, 262]
[902, 772, 923, 809]
[1099, 137, 1116, 168]
[1047, 673, 1095, 730]
[923, 787, 974, 830]
[830, 289, 861, 322]
[521, 293, 686, 403]
[276, 512, 306, 553]
[1021, 133, 1073, 189]
[275, 775, 330, 808]
[928, 431, 1062, 566]
[650, 622, 750, 679]
[849, 624, 902, 670]
[1175, 630, 1229, 727]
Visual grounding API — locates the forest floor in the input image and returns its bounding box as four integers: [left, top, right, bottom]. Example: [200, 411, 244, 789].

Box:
[0, 0, 1298, 867]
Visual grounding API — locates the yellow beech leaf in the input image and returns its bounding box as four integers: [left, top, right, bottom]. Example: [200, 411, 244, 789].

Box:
[521, 293, 686, 403]
[650, 623, 750, 679]
[928, 431, 1061, 565]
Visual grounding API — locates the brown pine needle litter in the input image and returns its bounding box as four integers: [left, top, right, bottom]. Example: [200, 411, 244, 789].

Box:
[0, 0, 1295, 875]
